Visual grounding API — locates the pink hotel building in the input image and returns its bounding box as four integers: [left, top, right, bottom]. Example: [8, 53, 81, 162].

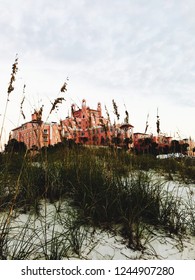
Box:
[11, 112, 61, 149]
[11, 99, 134, 149]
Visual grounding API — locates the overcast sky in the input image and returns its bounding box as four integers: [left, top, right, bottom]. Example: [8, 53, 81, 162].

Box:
[1, 0, 195, 144]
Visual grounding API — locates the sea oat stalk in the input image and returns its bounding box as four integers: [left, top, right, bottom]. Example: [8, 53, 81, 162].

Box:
[112, 99, 120, 121]
[0, 55, 18, 148]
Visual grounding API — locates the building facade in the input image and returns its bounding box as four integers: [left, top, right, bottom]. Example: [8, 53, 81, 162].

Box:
[11, 111, 61, 149]
[11, 99, 192, 155]
[60, 99, 134, 147]
[10, 99, 134, 150]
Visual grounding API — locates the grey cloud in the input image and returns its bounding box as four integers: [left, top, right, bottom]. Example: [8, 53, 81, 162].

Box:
[1, 0, 195, 108]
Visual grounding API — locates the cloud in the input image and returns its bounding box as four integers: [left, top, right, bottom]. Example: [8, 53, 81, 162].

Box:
[1, 0, 195, 140]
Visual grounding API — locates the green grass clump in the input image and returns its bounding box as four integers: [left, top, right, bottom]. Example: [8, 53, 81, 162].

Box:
[0, 142, 195, 257]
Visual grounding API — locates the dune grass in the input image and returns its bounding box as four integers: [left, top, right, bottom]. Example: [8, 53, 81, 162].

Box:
[1, 145, 195, 259]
